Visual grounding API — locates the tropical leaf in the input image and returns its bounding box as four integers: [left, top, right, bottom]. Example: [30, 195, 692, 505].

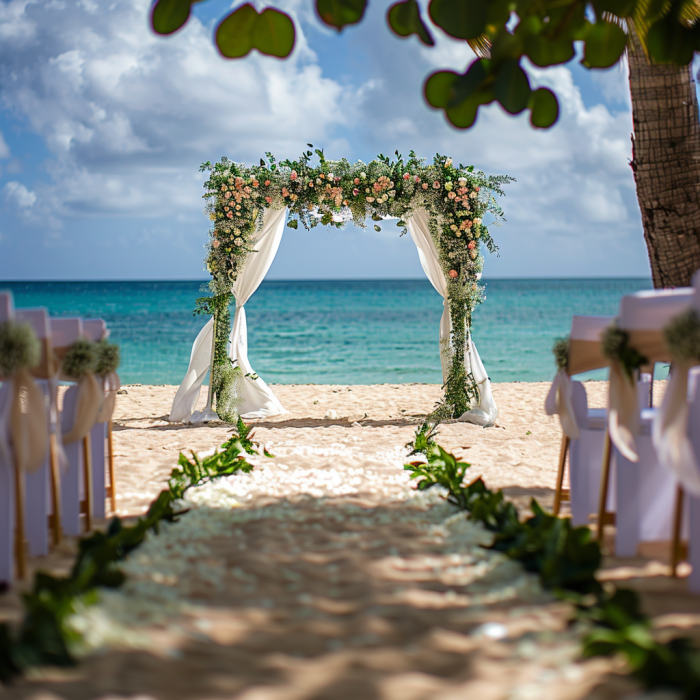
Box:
[216, 4, 295, 59]
[530, 87, 559, 128]
[216, 4, 257, 58]
[316, 0, 367, 30]
[428, 0, 487, 40]
[151, 0, 192, 35]
[493, 59, 531, 114]
[583, 20, 628, 66]
[387, 0, 435, 46]
[253, 8, 295, 57]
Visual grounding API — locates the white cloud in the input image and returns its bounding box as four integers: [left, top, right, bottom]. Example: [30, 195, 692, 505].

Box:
[0, 0, 363, 220]
[0, 0, 647, 278]
[4, 180, 36, 207]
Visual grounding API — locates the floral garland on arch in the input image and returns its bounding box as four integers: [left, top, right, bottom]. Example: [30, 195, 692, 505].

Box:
[197, 149, 512, 421]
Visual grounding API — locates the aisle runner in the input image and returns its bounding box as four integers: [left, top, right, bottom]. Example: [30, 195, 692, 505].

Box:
[60, 455, 606, 699]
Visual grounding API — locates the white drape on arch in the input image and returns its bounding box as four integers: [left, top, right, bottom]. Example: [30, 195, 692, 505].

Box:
[169, 318, 214, 422]
[169, 208, 287, 423]
[228, 208, 287, 419]
[407, 208, 498, 427]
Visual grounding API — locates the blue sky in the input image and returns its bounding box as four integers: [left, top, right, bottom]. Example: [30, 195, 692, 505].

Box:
[0, 0, 652, 280]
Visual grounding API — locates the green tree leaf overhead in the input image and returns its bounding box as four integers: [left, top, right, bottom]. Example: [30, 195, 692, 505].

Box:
[387, 0, 435, 46]
[151, 0, 193, 35]
[216, 4, 295, 59]
[316, 0, 367, 30]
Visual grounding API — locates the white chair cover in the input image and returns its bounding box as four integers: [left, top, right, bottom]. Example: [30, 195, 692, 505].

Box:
[0, 293, 14, 584]
[545, 315, 613, 441]
[612, 288, 694, 461]
[228, 208, 287, 419]
[51, 318, 85, 537]
[0, 382, 14, 584]
[407, 208, 497, 426]
[568, 381, 611, 526]
[14, 309, 51, 557]
[653, 276, 700, 495]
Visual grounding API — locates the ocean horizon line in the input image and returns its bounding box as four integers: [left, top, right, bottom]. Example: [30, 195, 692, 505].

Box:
[1, 276, 653, 284]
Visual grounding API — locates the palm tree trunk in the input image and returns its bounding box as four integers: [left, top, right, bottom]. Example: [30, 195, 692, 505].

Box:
[628, 28, 700, 288]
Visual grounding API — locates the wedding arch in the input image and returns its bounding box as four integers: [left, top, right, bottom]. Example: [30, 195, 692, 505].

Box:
[169, 149, 512, 427]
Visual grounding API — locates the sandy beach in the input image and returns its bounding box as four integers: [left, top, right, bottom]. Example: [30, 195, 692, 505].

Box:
[3, 380, 700, 700]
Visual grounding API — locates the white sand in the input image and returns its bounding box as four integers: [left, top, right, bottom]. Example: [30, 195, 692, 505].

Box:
[3, 381, 699, 700]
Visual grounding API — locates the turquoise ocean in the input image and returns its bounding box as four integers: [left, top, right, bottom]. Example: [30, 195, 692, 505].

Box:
[3, 279, 652, 386]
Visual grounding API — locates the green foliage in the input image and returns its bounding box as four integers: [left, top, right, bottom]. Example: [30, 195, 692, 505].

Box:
[0, 321, 40, 377]
[61, 339, 97, 380]
[429, 0, 487, 41]
[151, 0, 192, 35]
[601, 324, 649, 379]
[493, 59, 531, 115]
[316, 0, 367, 30]
[151, 0, 700, 132]
[404, 442, 700, 696]
[529, 88, 559, 129]
[583, 20, 629, 68]
[0, 425, 259, 682]
[213, 362, 245, 423]
[216, 4, 295, 59]
[664, 309, 700, 364]
[93, 341, 120, 377]
[387, 0, 434, 46]
[553, 336, 569, 371]
[582, 588, 700, 695]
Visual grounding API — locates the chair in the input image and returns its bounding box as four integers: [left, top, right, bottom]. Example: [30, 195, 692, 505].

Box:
[567, 377, 652, 527]
[597, 288, 695, 556]
[551, 315, 612, 517]
[0, 291, 18, 583]
[82, 319, 111, 520]
[14, 308, 56, 557]
[52, 317, 90, 537]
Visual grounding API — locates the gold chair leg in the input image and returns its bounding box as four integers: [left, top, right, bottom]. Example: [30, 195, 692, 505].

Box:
[48, 433, 62, 545]
[553, 434, 570, 516]
[671, 486, 685, 577]
[81, 434, 93, 532]
[13, 463, 26, 580]
[597, 429, 613, 543]
[107, 420, 116, 514]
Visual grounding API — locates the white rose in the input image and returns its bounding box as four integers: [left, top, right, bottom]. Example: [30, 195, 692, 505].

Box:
[474, 218, 482, 225]
[234, 237, 243, 246]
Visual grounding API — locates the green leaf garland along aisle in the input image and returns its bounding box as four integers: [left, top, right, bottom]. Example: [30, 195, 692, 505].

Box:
[198, 149, 513, 422]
